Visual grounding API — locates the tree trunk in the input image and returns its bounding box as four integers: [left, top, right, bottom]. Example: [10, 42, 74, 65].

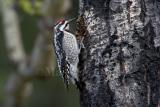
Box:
[78, 0, 160, 107]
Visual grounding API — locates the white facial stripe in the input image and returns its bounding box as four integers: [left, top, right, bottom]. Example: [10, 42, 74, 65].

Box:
[59, 21, 68, 31]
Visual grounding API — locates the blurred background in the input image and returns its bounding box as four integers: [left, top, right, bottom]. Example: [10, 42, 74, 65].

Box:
[0, 0, 80, 107]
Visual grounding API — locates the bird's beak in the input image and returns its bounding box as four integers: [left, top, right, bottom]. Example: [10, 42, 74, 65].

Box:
[66, 17, 77, 24]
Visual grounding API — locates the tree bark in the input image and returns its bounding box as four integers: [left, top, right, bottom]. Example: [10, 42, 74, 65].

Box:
[78, 0, 160, 107]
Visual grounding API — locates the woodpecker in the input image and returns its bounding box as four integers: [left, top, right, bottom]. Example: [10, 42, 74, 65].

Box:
[53, 18, 80, 88]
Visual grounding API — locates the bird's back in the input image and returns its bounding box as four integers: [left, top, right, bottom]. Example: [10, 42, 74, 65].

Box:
[62, 31, 79, 64]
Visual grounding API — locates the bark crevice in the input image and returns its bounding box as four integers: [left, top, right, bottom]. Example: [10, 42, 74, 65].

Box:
[78, 0, 160, 107]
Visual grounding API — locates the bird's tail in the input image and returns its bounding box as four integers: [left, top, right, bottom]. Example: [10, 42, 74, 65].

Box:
[69, 64, 78, 84]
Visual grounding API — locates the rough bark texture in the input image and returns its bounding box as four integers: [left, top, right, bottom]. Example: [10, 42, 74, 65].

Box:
[78, 0, 160, 107]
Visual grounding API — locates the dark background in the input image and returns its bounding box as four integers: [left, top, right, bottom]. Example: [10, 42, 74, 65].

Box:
[0, 2, 80, 107]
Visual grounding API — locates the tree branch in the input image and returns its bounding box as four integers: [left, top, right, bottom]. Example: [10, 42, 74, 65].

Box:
[1, 0, 26, 64]
[1, 0, 55, 107]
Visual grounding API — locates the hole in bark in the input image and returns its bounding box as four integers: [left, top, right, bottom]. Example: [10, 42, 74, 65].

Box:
[128, 1, 132, 6]
[92, 76, 98, 83]
[112, 62, 116, 66]
[141, 92, 144, 96]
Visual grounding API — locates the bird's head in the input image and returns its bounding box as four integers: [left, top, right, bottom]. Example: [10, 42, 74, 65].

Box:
[54, 18, 76, 31]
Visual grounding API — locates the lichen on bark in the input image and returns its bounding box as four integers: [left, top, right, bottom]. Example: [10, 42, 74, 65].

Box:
[78, 0, 160, 107]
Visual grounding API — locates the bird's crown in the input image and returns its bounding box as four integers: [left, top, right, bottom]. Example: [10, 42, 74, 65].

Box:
[56, 19, 65, 25]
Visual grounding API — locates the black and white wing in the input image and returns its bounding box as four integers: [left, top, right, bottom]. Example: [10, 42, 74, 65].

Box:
[53, 31, 70, 87]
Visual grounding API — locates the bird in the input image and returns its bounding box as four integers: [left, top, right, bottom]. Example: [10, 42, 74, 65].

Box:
[53, 18, 80, 88]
